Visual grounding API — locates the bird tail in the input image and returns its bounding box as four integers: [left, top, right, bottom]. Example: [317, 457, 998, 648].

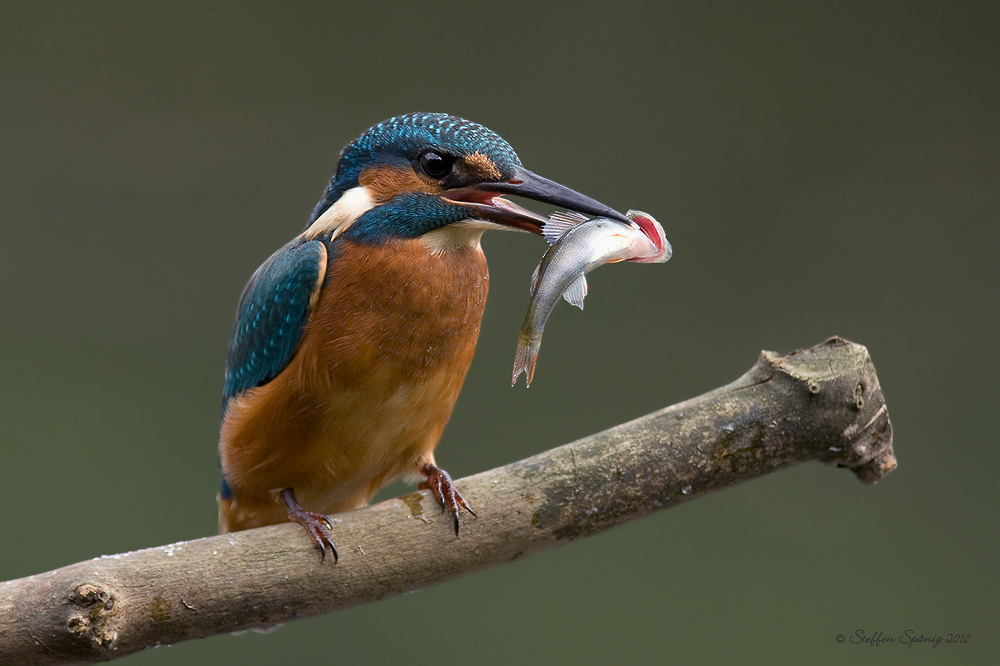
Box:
[512, 335, 541, 387]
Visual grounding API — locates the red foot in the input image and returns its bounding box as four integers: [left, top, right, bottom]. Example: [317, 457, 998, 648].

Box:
[419, 463, 476, 535]
[281, 488, 338, 563]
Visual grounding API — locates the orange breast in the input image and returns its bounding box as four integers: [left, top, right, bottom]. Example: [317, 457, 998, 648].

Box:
[219, 236, 489, 529]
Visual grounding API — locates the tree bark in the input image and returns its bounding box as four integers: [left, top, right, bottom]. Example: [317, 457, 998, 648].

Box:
[0, 337, 895, 664]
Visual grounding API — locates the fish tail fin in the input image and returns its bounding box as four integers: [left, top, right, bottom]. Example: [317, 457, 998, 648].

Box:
[512, 335, 541, 387]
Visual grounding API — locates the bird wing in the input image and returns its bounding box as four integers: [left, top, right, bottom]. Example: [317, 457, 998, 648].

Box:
[222, 238, 328, 416]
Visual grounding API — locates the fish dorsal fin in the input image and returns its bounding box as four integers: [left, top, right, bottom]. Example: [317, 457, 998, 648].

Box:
[562, 274, 588, 309]
[542, 211, 589, 246]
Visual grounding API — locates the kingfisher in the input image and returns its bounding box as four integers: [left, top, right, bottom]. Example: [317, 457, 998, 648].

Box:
[218, 113, 629, 560]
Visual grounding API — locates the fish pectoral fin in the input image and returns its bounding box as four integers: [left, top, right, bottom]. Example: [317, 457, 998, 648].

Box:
[562, 274, 588, 309]
[542, 211, 589, 246]
[530, 264, 541, 292]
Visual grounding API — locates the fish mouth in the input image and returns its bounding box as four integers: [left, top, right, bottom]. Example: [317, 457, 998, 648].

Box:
[445, 165, 630, 234]
[626, 210, 672, 264]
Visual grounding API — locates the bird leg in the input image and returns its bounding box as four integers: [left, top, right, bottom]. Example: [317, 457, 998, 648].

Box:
[280, 488, 338, 563]
[418, 463, 476, 534]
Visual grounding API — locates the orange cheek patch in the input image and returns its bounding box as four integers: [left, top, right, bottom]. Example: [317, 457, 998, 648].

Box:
[465, 152, 503, 180]
[359, 166, 443, 202]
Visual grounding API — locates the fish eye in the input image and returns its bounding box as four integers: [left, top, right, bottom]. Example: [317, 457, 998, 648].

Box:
[419, 151, 453, 179]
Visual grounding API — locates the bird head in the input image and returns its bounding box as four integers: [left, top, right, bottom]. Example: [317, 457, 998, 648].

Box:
[303, 113, 628, 246]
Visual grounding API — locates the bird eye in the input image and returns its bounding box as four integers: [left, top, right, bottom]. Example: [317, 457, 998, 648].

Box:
[419, 151, 453, 179]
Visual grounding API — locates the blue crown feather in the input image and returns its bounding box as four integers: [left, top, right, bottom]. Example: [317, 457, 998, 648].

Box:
[309, 113, 522, 224]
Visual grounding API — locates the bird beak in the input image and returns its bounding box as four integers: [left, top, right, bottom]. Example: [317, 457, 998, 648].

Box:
[445, 166, 630, 233]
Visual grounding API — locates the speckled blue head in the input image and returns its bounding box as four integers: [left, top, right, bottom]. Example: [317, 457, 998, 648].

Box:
[309, 113, 522, 224]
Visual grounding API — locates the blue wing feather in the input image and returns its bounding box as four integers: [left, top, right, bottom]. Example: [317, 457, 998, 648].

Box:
[222, 238, 327, 417]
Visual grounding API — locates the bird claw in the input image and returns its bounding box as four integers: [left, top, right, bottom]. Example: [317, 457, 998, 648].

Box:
[419, 463, 475, 535]
[280, 488, 338, 563]
[297, 515, 338, 563]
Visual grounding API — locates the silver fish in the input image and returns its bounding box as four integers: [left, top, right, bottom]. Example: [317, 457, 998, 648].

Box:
[512, 210, 672, 386]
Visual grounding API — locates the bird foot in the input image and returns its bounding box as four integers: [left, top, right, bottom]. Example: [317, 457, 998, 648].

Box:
[280, 488, 338, 563]
[419, 463, 476, 534]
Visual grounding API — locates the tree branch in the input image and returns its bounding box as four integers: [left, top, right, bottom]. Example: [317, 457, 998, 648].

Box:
[0, 337, 895, 665]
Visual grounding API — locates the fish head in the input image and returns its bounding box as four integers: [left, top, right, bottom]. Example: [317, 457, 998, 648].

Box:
[625, 211, 672, 263]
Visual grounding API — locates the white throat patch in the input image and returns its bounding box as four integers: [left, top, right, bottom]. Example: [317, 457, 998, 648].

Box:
[421, 219, 513, 255]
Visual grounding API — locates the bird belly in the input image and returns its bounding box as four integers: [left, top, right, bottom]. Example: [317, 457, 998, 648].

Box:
[219, 237, 488, 529]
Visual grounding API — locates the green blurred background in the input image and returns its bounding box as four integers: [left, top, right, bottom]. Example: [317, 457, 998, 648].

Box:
[2, 2, 997, 664]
